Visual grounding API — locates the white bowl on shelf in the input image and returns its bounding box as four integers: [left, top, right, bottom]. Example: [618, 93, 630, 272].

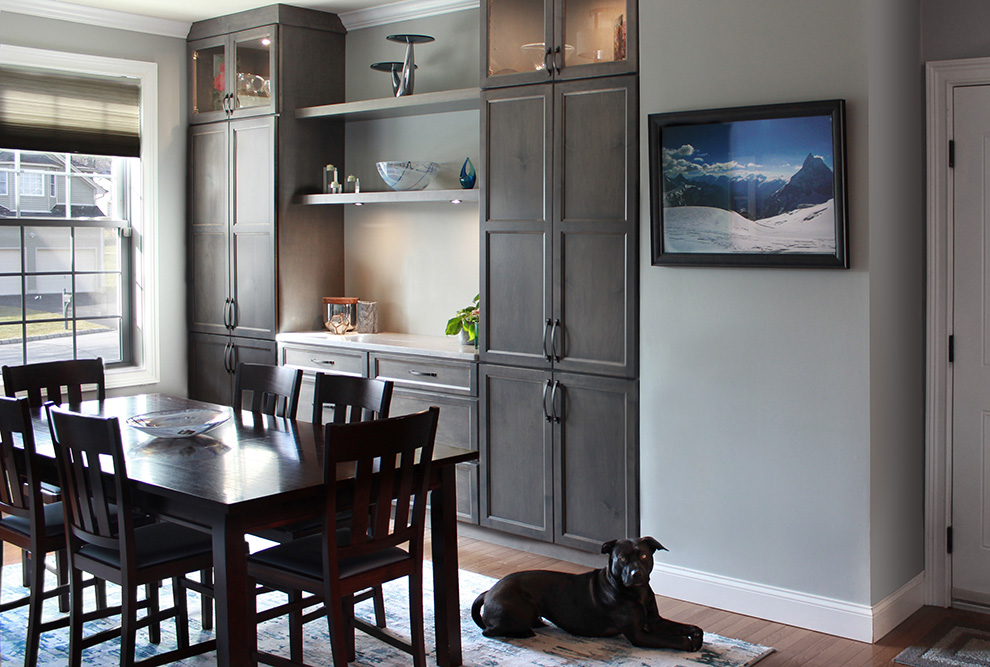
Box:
[376, 161, 440, 191]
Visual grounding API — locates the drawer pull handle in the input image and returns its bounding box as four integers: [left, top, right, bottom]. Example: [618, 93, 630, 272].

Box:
[311, 358, 335, 365]
[408, 370, 438, 377]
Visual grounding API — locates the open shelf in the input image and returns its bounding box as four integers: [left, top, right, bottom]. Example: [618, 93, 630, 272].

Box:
[295, 88, 480, 121]
[297, 189, 479, 205]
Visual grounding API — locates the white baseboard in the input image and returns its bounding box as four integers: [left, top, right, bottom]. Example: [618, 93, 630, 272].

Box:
[651, 564, 924, 643]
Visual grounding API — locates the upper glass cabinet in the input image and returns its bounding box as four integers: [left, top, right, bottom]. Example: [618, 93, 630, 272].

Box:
[483, 0, 636, 88]
[190, 26, 277, 124]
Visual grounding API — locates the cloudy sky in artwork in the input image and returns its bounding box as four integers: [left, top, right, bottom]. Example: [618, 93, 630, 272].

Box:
[661, 115, 834, 182]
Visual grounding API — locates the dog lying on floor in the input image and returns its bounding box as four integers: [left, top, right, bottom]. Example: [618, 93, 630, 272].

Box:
[471, 536, 704, 652]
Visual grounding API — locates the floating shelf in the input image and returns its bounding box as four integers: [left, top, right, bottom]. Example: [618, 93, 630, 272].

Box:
[296, 88, 480, 121]
[297, 189, 479, 205]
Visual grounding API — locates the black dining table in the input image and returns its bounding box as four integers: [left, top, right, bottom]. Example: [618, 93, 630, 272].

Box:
[26, 393, 478, 667]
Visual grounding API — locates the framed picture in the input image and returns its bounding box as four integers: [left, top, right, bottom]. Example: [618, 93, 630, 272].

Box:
[649, 99, 848, 268]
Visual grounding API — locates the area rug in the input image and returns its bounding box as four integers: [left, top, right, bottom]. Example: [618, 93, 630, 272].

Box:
[895, 620, 990, 667]
[0, 560, 774, 666]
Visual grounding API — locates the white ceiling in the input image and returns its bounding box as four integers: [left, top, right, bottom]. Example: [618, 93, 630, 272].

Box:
[45, 0, 392, 23]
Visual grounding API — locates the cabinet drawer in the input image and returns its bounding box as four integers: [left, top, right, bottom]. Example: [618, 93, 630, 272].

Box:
[280, 345, 366, 376]
[370, 353, 476, 396]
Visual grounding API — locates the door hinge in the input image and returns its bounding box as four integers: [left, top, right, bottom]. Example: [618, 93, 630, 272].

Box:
[949, 140, 955, 168]
[947, 526, 953, 554]
[949, 334, 954, 363]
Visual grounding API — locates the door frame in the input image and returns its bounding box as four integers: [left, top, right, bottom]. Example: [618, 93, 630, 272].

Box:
[925, 56, 990, 607]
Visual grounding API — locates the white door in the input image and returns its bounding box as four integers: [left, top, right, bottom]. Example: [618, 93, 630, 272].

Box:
[951, 84, 990, 606]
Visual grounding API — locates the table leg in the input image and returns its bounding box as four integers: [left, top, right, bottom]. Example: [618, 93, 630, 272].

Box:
[213, 517, 250, 667]
[431, 465, 462, 667]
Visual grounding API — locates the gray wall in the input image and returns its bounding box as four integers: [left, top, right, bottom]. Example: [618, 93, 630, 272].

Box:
[639, 0, 924, 607]
[342, 10, 481, 336]
[0, 12, 189, 397]
[922, 0, 990, 62]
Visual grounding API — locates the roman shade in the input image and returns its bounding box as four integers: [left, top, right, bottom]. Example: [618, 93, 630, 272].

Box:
[0, 65, 140, 157]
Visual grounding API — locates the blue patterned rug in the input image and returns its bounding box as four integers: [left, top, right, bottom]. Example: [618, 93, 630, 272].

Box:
[0, 560, 774, 666]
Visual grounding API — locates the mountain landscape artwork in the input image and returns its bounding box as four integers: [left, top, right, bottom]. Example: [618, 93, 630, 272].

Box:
[649, 100, 847, 268]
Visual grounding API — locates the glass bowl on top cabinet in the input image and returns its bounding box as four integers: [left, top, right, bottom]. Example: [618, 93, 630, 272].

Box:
[189, 25, 276, 124]
[482, 0, 637, 88]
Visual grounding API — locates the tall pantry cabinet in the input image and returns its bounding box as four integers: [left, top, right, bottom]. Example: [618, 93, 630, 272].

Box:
[479, 0, 640, 553]
[186, 6, 347, 404]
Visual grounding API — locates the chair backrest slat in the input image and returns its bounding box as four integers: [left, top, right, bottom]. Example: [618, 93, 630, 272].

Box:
[233, 363, 303, 419]
[326, 407, 438, 560]
[3, 359, 106, 408]
[0, 396, 41, 523]
[312, 373, 392, 425]
[47, 405, 133, 554]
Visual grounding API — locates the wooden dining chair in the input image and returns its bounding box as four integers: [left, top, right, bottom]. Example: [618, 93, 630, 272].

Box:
[233, 362, 303, 418]
[46, 404, 217, 667]
[311, 372, 393, 424]
[247, 407, 439, 667]
[258, 373, 394, 627]
[0, 396, 106, 667]
[2, 358, 106, 606]
[2, 358, 106, 407]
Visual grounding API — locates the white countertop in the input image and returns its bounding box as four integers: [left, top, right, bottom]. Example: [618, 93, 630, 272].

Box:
[276, 331, 478, 362]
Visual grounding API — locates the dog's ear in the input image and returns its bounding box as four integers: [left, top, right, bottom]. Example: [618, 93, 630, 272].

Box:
[601, 539, 618, 555]
[639, 536, 667, 553]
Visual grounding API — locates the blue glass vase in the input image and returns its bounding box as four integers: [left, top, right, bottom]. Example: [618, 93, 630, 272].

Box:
[459, 157, 476, 189]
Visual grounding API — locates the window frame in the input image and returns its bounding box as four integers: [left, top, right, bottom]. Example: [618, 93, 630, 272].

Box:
[0, 45, 160, 390]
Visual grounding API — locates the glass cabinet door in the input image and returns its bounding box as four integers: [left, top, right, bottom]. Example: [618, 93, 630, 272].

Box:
[556, 0, 635, 80]
[231, 26, 276, 117]
[484, 0, 553, 88]
[190, 36, 230, 123]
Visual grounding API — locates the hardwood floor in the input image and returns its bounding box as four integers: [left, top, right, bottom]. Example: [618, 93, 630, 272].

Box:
[5, 536, 988, 666]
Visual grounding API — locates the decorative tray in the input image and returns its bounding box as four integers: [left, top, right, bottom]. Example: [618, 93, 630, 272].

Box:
[126, 408, 230, 438]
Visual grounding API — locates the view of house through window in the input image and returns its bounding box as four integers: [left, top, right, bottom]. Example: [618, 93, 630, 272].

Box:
[0, 149, 136, 366]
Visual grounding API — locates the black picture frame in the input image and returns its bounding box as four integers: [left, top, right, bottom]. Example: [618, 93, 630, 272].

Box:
[649, 99, 848, 268]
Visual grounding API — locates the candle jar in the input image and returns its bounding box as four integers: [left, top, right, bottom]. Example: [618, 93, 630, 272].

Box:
[323, 297, 358, 334]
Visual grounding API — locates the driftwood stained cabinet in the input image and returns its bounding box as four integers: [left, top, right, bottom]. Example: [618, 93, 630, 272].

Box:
[186, 5, 348, 404]
[480, 20, 639, 551]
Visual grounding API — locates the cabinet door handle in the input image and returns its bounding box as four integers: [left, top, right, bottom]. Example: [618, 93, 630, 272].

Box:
[543, 319, 553, 362]
[228, 299, 237, 329]
[408, 370, 438, 377]
[223, 341, 232, 374]
[550, 379, 561, 424]
[223, 298, 231, 329]
[311, 358, 335, 365]
[549, 319, 561, 362]
[552, 45, 562, 74]
[544, 46, 554, 76]
[543, 379, 553, 422]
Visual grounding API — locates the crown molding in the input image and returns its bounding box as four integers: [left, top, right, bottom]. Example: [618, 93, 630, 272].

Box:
[0, 0, 190, 39]
[340, 0, 478, 31]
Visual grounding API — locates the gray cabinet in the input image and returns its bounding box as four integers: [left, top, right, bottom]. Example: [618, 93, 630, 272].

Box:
[482, 0, 638, 89]
[278, 342, 367, 422]
[481, 75, 638, 378]
[480, 364, 638, 550]
[189, 332, 278, 406]
[187, 5, 348, 401]
[370, 352, 480, 524]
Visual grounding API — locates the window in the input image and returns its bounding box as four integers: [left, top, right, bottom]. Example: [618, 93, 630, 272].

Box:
[0, 45, 159, 388]
[0, 149, 135, 366]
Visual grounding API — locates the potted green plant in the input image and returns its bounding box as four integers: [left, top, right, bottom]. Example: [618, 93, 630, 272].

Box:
[445, 294, 479, 346]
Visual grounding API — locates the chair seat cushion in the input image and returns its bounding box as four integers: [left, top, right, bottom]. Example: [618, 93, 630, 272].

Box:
[79, 522, 212, 569]
[0, 502, 66, 538]
[248, 532, 409, 582]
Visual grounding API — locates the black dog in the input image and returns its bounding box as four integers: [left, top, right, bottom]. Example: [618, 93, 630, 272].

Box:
[471, 537, 704, 652]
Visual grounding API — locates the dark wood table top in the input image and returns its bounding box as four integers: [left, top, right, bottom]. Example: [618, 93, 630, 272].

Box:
[28, 393, 478, 512]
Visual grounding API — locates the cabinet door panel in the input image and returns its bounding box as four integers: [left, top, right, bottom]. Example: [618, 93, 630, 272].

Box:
[189, 124, 230, 335]
[230, 336, 277, 374]
[230, 116, 276, 339]
[188, 332, 232, 405]
[481, 86, 553, 369]
[553, 371, 638, 552]
[553, 76, 637, 377]
[483, 0, 553, 89]
[479, 365, 553, 541]
[391, 389, 479, 524]
[555, 0, 637, 81]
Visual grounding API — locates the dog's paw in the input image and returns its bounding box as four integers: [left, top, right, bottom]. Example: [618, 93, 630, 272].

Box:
[686, 626, 704, 651]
